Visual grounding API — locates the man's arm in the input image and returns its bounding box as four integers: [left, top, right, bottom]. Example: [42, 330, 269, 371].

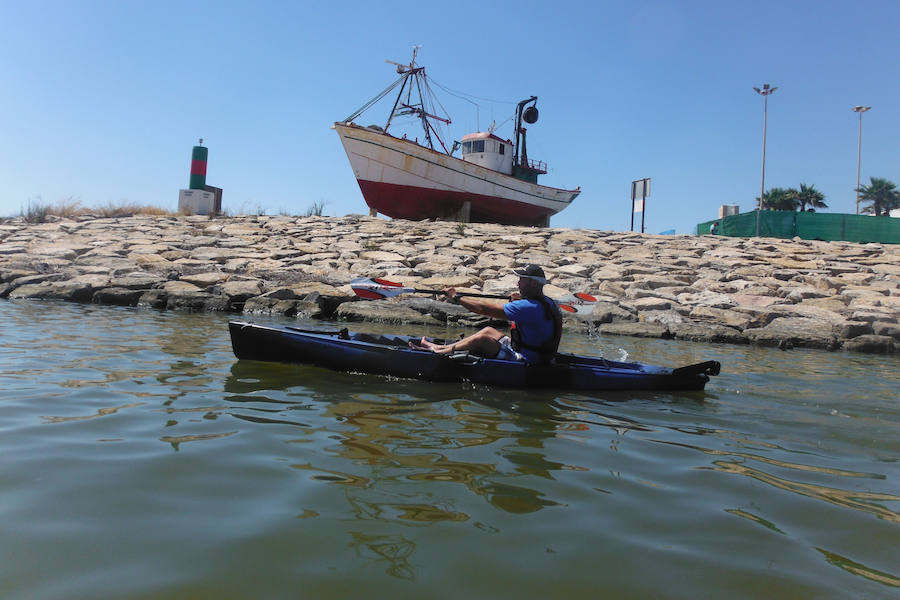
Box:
[457, 296, 508, 320]
[445, 288, 510, 320]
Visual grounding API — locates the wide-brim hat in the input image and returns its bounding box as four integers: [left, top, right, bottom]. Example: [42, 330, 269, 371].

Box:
[513, 264, 546, 284]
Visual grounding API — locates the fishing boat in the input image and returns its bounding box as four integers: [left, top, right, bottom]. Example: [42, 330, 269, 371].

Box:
[228, 322, 721, 392]
[333, 49, 580, 227]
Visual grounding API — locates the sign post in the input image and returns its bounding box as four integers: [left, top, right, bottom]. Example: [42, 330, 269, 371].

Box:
[631, 178, 650, 233]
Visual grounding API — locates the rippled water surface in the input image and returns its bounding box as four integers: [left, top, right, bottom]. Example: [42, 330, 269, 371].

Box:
[1, 300, 898, 599]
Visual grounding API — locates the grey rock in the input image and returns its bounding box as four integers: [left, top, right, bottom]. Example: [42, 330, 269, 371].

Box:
[639, 309, 688, 326]
[10, 273, 67, 287]
[165, 291, 233, 312]
[259, 288, 300, 301]
[93, 287, 145, 306]
[836, 321, 875, 339]
[110, 272, 166, 290]
[137, 290, 168, 309]
[689, 306, 752, 330]
[242, 296, 303, 317]
[873, 321, 900, 341]
[335, 300, 444, 326]
[596, 322, 673, 339]
[842, 335, 895, 354]
[0, 244, 26, 255]
[631, 297, 673, 311]
[8, 279, 99, 303]
[670, 323, 747, 344]
[212, 280, 266, 302]
[576, 301, 637, 325]
[744, 317, 838, 350]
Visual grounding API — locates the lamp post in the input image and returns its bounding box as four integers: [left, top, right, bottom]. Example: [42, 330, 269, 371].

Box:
[852, 105, 871, 215]
[753, 83, 777, 237]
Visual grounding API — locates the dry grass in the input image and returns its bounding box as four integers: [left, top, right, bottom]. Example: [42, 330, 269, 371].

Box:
[91, 201, 174, 218]
[20, 198, 177, 222]
[17, 198, 331, 223]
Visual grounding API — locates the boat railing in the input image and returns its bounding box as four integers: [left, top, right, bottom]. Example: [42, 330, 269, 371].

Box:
[522, 159, 548, 174]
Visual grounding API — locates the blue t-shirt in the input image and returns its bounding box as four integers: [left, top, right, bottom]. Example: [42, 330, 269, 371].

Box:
[503, 298, 559, 362]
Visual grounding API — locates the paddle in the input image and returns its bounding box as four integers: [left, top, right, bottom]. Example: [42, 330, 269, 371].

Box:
[350, 277, 597, 314]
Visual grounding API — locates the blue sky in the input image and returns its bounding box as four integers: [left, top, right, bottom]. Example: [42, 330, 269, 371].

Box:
[1, 0, 897, 233]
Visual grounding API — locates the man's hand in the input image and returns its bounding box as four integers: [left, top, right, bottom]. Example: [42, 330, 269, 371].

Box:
[510, 292, 522, 301]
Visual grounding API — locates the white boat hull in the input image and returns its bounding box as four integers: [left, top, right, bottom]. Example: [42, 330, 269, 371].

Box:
[334, 122, 579, 226]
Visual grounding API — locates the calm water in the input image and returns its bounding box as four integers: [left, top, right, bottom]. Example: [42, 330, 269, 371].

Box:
[1, 300, 898, 599]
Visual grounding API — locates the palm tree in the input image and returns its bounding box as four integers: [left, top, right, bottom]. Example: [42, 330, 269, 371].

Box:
[759, 187, 797, 211]
[790, 183, 827, 212]
[857, 177, 900, 216]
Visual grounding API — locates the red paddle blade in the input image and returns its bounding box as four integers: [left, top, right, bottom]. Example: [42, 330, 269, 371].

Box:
[574, 292, 597, 302]
[372, 278, 402, 287]
[352, 288, 387, 300]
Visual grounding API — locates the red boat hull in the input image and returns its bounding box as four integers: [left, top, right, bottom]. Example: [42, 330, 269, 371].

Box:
[357, 180, 554, 226]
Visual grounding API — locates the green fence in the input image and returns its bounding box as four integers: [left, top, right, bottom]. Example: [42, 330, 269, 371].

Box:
[697, 211, 900, 243]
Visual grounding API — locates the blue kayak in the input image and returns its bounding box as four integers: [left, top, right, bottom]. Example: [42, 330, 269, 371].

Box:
[228, 321, 720, 392]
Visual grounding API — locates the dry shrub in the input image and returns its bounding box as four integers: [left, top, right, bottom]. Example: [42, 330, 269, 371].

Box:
[21, 199, 175, 221]
[92, 201, 173, 218]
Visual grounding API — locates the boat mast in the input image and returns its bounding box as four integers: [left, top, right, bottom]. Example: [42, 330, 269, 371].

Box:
[382, 48, 451, 153]
[384, 47, 422, 134]
[413, 74, 433, 149]
[384, 73, 412, 132]
[342, 47, 452, 153]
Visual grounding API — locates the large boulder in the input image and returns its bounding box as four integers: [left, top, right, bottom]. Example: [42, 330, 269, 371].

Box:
[689, 306, 752, 330]
[744, 317, 839, 350]
[335, 299, 444, 326]
[596, 322, 672, 339]
[575, 301, 636, 325]
[842, 335, 895, 354]
[873, 321, 900, 341]
[670, 323, 747, 344]
[93, 287, 145, 306]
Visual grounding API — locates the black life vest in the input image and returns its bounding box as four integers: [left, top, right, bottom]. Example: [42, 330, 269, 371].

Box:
[509, 296, 562, 364]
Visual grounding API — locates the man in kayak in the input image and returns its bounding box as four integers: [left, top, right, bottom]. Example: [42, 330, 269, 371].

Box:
[412, 264, 562, 364]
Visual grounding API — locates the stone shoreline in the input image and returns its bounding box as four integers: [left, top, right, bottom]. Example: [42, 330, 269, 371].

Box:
[1, 214, 898, 354]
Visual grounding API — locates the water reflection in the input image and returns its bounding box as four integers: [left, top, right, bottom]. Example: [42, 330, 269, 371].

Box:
[159, 430, 238, 451]
[725, 508, 786, 534]
[41, 402, 144, 423]
[225, 362, 573, 518]
[815, 547, 900, 588]
[348, 531, 416, 581]
[655, 438, 900, 523]
[712, 460, 900, 524]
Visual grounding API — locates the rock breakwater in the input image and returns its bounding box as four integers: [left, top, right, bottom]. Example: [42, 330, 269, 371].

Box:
[1, 214, 898, 353]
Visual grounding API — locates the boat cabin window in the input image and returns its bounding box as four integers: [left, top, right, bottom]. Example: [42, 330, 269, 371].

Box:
[462, 140, 485, 154]
[499, 143, 505, 155]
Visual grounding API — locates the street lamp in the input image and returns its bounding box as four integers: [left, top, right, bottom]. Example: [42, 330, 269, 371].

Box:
[753, 83, 777, 237]
[852, 105, 871, 215]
